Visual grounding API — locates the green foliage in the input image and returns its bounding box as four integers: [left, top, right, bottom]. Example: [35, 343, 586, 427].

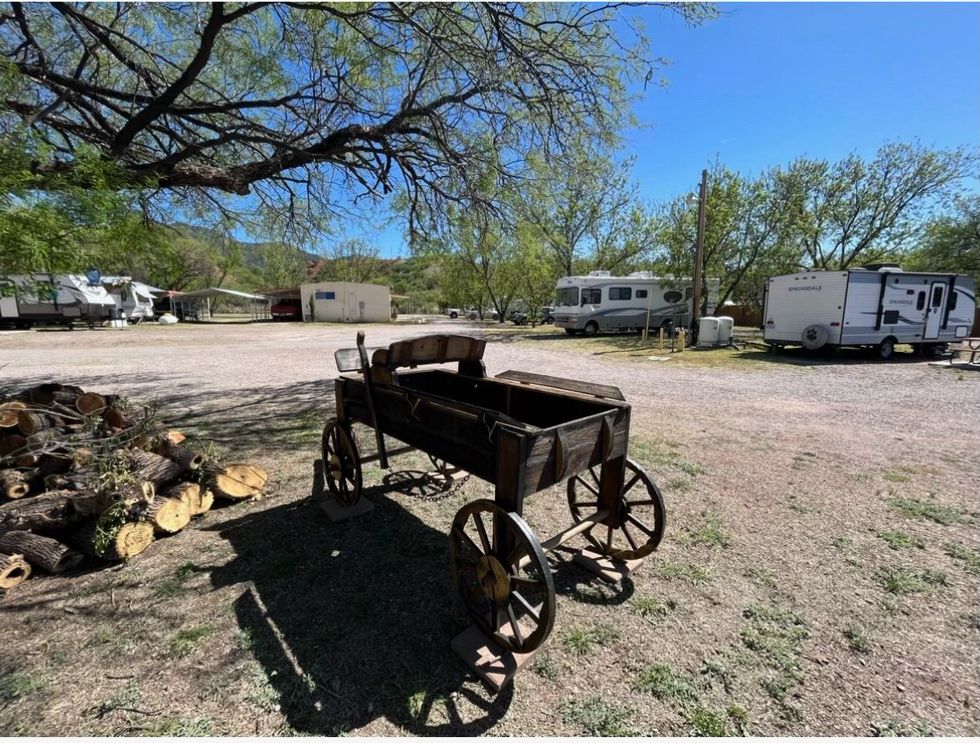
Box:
[689, 513, 731, 548]
[876, 529, 925, 550]
[888, 497, 970, 525]
[560, 696, 635, 736]
[169, 624, 216, 658]
[740, 604, 808, 710]
[0, 668, 46, 703]
[875, 567, 948, 595]
[530, 653, 559, 680]
[905, 196, 980, 287]
[871, 719, 934, 737]
[629, 596, 677, 622]
[843, 624, 871, 653]
[654, 560, 713, 584]
[943, 542, 980, 575]
[563, 623, 621, 655]
[634, 663, 698, 701]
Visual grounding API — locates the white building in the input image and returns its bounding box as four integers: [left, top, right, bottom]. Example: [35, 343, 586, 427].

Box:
[299, 281, 391, 323]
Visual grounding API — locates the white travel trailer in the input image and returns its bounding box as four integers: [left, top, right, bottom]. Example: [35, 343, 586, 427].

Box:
[101, 276, 159, 322]
[553, 271, 719, 336]
[762, 265, 976, 360]
[0, 273, 117, 329]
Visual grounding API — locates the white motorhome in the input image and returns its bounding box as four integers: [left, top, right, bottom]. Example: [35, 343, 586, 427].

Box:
[0, 274, 117, 329]
[762, 265, 976, 359]
[553, 271, 719, 336]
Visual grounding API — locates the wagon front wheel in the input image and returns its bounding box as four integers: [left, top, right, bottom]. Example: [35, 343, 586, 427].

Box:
[321, 418, 362, 506]
[567, 458, 666, 561]
[449, 499, 556, 654]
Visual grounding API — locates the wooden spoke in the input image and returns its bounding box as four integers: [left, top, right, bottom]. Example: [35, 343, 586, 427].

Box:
[567, 458, 666, 561]
[321, 418, 362, 506]
[449, 499, 556, 654]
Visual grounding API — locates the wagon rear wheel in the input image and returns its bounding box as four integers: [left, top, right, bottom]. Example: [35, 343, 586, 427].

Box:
[567, 458, 666, 561]
[450, 499, 556, 654]
[321, 418, 362, 506]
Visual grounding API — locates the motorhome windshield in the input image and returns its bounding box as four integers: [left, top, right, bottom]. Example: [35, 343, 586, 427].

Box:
[556, 287, 579, 306]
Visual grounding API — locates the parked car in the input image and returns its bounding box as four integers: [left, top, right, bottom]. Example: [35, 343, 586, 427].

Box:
[271, 297, 303, 321]
[509, 309, 529, 326]
[445, 307, 463, 319]
[540, 306, 555, 324]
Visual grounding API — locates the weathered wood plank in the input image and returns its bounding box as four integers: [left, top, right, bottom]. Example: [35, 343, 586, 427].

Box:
[494, 370, 625, 401]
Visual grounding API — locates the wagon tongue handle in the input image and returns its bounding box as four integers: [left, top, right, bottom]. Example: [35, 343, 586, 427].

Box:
[356, 331, 389, 469]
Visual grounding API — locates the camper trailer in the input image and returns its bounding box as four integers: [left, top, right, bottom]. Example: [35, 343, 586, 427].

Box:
[101, 276, 158, 322]
[553, 271, 720, 336]
[762, 266, 976, 359]
[0, 274, 117, 329]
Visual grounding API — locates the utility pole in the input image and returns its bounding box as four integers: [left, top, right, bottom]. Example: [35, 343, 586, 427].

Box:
[691, 168, 708, 340]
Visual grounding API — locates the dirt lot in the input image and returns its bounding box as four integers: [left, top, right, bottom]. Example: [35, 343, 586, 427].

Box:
[1, 320, 978, 736]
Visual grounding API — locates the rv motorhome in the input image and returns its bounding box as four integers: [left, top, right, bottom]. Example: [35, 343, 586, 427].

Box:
[101, 276, 158, 322]
[0, 274, 116, 329]
[553, 271, 719, 336]
[762, 266, 976, 360]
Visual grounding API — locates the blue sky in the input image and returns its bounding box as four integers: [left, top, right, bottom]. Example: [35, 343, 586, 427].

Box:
[331, 2, 980, 258]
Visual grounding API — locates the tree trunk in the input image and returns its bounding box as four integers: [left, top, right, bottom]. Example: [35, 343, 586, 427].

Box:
[0, 491, 74, 532]
[0, 552, 30, 589]
[28, 383, 83, 406]
[0, 434, 27, 458]
[147, 496, 191, 534]
[0, 469, 30, 499]
[0, 401, 27, 428]
[126, 450, 184, 486]
[198, 488, 214, 515]
[75, 392, 107, 416]
[161, 482, 204, 514]
[204, 462, 268, 500]
[158, 443, 204, 472]
[68, 481, 155, 519]
[0, 531, 82, 573]
[70, 519, 154, 561]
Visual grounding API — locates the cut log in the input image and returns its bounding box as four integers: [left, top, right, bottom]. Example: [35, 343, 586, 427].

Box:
[0, 401, 27, 428]
[0, 434, 26, 458]
[36, 453, 73, 479]
[147, 496, 191, 534]
[103, 404, 137, 430]
[158, 443, 204, 472]
[126, 450, 184, 486]
[0, 531, 82, 573]
[69, 481, 154, 519]
[28, 383, 83, 406]
[0, 553, 30, 589]
[0, 491, 74, 532]
[17, 410, 52, 436]
[163, 482, 199, 510]
[75, 392, 107, 416]
[0, 469, 30, 499]
[70, 519, 154, 561]
[204, 462, 268, 500]
[198, 488, 215, 515]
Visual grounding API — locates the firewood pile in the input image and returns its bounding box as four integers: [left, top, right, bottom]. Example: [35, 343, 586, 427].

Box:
[0, 383, 268, 592]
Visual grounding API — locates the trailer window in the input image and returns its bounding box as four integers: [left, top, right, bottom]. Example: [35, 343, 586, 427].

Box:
[916, 291, 925, 310]
[948, 291, 957, 310]
[581, 288, 601, 305]
[664, 290, 683, 304]
[609, 287, 632, 300]
[556, 287, 578, 307]
[932, 286, 943, 307]
[636, 289, 648, 299]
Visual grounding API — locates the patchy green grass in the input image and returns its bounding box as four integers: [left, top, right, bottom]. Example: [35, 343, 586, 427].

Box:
[244, 661, 281, 711]
[634, 663, 698, 702]
[882, 470, 912, 483]
[169, 624, 216, 658]
[629, 596, 677, 622]
[876, 529, 925, 550]
[654, 560, 713, 584]
[562, 623, 621, 656]
[875, 567, 948, 595]
[143, 716, 215, 736]
[888, 496, 970, 526]
[699, 647, 755, 694]
[843, 624, 871, 653]
[943, 542, 980, 575]
[685, 704, 751, 737]
[740, 604, 808, 714]
[745, 567, 778, 589]
[0, 668, 46, 704]
[688, 513, 731, 548]
[153, 562, 202, 599]
[668, 477, 693, 492]
[560, 696, 635, 736]
[530, 652, 559, 681]
[871, 719, 934, 737]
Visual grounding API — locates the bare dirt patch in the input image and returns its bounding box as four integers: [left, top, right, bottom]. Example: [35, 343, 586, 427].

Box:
[1, 322, 977, 735]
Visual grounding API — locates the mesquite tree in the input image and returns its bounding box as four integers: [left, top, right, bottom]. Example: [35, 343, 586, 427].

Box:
[0, 2, 710, 243]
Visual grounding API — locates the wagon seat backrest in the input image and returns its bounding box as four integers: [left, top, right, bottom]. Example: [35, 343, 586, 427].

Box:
[369, 334, 486, 386]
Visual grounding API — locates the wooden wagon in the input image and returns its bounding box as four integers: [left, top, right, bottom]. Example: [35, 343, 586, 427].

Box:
[323, 332, 666, 659]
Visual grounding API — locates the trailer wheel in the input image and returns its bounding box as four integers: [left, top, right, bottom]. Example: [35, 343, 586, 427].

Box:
[583, 320, 599, 337]
[449, 311, 458, 319]
[877, 337, 896, 361]
[321, 418, 362, 506]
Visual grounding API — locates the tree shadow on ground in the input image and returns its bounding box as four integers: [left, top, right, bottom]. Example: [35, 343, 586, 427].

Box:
[206, 466, 514, 736]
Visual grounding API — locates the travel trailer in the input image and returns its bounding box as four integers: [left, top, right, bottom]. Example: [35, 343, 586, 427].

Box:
[553, 271, 720, 336]
[0, 274, 117, 329]
[101, 276, 158, 322]
[762, 266, 976, 360]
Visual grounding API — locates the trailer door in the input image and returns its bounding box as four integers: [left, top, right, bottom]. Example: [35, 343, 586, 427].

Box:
[923, 282, 947, 340]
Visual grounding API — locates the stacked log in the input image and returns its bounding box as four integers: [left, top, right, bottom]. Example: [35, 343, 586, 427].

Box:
[0, 382, 269, 592]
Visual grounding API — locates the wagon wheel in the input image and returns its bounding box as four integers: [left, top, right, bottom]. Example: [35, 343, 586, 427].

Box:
[567, 458, 666, 561]
[449, 499, 556, 654]
[320, 417, 362, 506]
[426, 453, 466, 489]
